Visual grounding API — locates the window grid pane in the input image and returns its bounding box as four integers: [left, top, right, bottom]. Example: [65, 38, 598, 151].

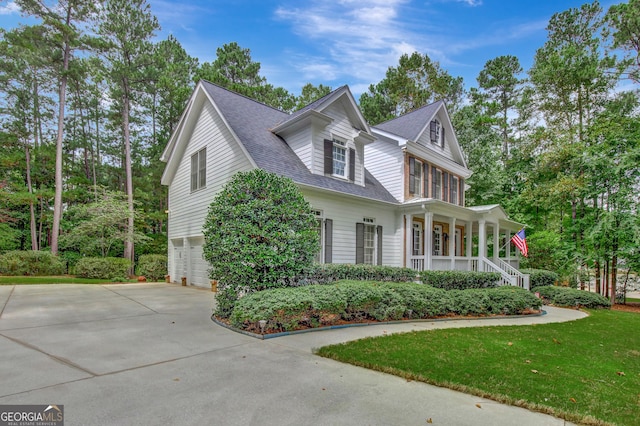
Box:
[414, 160, 422, 196]
[333, 144, 346, 176]
[364, 224, 375, 264]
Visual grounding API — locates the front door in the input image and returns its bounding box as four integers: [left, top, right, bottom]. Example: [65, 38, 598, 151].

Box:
[433, 224, 442, 256]
[412, 222, 423, 256]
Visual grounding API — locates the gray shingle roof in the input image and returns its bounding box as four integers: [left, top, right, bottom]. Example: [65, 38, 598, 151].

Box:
[200, 81, 398, 204]
[375, 101, 443, 141]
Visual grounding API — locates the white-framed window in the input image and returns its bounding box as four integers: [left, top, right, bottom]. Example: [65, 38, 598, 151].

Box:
[190, 148, 206, 192]
[412, 222, 423, 256]
[363, 217, 376, 265]
[434, 169, 442, 200]
[312, 210, 324, 263]
[451, 176, 459, 205]
[332, 138, 347, 177]
[414, 159, 423, 197]
[430, 119, 441, 145]
[433, 224, 442, 256]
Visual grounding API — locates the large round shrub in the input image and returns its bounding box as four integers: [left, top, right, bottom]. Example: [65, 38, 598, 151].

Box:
[203, 169, 319, 318]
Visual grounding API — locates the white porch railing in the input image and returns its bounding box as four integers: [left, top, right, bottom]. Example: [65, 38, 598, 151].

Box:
[496, 258, 530, 290]
[408, 255, 528, 289]
[479, 257, 514, 287]
[410, 256, 424, 271]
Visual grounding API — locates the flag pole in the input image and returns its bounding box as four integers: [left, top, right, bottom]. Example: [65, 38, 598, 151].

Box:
[498, 226, 526, 252]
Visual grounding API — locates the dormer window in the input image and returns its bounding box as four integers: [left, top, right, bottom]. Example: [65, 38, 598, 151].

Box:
[430, 119, 444, 147]
[324, 138, 355, 181]
[332, 139, 347, 177]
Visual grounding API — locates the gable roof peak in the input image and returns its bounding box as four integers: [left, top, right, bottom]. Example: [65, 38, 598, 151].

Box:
[198, 79, 288, 114]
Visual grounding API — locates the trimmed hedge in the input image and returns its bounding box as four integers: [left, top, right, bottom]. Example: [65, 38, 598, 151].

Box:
[295, 264, 418, 285]
[532, 285, 610, 309]
[0, 250, 66, 276]
[136, 254, 167, 281]
[522, 269, 558, 288]
[75, 257, 132, 280]
[229, 281, 542, 333]
[420, 270, 501, 290]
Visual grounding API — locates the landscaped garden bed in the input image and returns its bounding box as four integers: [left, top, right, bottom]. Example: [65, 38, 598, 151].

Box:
[225, 280, 543, 335]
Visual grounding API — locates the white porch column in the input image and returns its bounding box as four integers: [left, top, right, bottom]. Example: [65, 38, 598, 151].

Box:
[449, 217, 456, 270]
[478, 219, 486, 271]
[466, 221, 473, 271]
[505, 229, 511, 262]
[493, 222, 500, 262]
[404, 214, 412, 269]
[424, 212, 433, 270]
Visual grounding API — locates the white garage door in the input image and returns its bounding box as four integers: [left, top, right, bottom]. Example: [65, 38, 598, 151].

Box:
[188, 238, 209, 288]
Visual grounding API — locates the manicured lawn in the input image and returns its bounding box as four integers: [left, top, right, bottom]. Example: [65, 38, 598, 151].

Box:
[625, 297, 640, 303]
[317, 309, 639, 426]
[0, 276, 134, 285]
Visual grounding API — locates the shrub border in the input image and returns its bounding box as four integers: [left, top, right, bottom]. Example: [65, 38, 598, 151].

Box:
[211, 310, 547, 340]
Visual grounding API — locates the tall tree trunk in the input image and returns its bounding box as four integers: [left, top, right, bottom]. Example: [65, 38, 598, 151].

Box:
[51, 7, 73, 255]
[24, 143, 38, 250]
[122, 88, 135, 273]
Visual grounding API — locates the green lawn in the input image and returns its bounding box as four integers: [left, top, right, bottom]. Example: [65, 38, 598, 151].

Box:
[0, 276, 135, 285]
[625, 297, 640, 303]
[317, 309, 639, 426]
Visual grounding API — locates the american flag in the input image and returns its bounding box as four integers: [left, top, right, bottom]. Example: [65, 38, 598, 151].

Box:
[511, 228, 528, 257]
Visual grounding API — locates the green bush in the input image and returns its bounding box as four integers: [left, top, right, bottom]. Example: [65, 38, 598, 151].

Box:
[0, 250, 66, 276]
[136, 254, 167, 281]
[203, 170, 320, 318]
[522, 269, 558, 288]
[532, 285, 610, 309]
[75, 257, 132, 280]
[296, 264, 418, 285]
[228, 281, 543, 333]
[420, 270, 501, 290]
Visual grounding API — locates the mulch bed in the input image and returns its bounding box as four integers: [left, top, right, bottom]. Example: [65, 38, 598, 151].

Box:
[612, 302, 640, 313]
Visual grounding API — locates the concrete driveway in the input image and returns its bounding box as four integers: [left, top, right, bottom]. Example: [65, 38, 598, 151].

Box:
[0, 284, 585, 425]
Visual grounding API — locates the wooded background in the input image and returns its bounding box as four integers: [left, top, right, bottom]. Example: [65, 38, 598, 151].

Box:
[1, 0, 639, 298]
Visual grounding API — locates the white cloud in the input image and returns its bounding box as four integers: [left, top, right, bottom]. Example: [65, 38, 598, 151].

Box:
[0, 1, 20, 15]
[274, 0, 416, 86]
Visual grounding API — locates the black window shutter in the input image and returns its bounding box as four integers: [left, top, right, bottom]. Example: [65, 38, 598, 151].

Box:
[349, 148, 355, 181]
[431, 166, 437, 199]
[324, 139, 333, 174]
[408, 157, 415, 194]
[443, 172, 449, 202]
[376, 225, 383, 265]
[424, 163, 430, 198]
[430, 121, 437, 143]
[441, 127, 445, 147]
[355, 223, 364, 264]
[324, 219, 333, 263]
[459, 178, 465, 206]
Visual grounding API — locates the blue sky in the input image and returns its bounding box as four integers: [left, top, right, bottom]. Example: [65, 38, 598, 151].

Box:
[0, 0, 620, 98]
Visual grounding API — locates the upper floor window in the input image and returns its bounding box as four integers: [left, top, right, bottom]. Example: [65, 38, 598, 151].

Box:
[332, 139, 347, 177]
[324, 138, 355, 181]
[451, 176, 459, 205]
[414, 159, 423, 197]
[430, 119, 444, 147]
[190, 148, 206, 192]
[433, 168, 442, 200]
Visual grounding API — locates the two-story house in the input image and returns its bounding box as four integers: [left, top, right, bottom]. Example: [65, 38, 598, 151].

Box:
[161, 81, 528, 289]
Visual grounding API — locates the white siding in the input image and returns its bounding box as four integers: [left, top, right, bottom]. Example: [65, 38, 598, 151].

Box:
[364, 139, 404, 202]
[302, 189, 402, 267]
[166, 101, 253, 286]
[284, 126, 313, 172]
[167, 101, 253, 241]
[312, 102, 364, 186]
[417, 114, 454, 160]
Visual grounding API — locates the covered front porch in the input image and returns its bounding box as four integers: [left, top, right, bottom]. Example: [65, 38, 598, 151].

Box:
[402, 201, 530, 289]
